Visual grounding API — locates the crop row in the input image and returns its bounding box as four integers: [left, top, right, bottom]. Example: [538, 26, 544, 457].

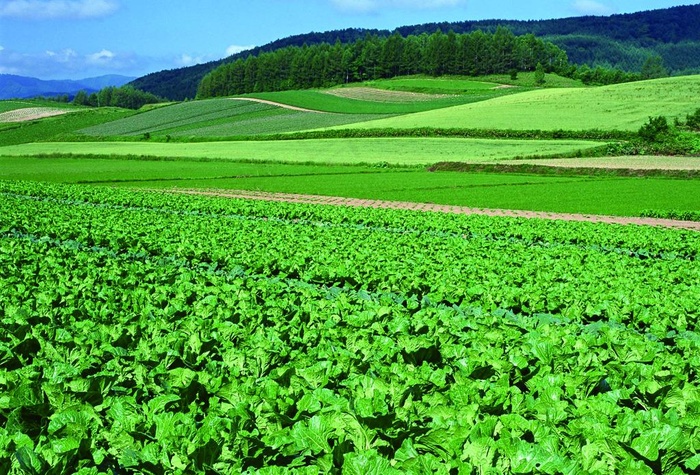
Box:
[1, 181, 700, 474]
[78, 100, 280, 137]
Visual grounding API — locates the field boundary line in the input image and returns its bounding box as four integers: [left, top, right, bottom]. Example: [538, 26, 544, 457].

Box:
[162, 188, 700, 231]
[229, 97, 326, 113]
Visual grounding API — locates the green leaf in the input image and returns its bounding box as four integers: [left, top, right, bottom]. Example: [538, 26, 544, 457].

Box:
[15, 445, 43, 474]
[343, 449, 401, 475]
[291, 415, 332, 455]
[50, 436, 81, 455]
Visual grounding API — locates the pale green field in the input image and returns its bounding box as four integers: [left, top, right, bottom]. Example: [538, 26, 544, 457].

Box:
[497, 156, 700, 170]
[0, 138, 605, 165]
[339, 75, 700, 132]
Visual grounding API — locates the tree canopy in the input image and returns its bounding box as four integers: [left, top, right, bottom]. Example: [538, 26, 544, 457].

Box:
[197, 28, 568, 98]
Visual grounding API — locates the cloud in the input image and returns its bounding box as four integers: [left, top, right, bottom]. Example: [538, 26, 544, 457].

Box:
[0, 0, 119, 20]
[226, 45, 255, 57]
[87, 49, 115, 65]
[331, 0, 464, 13]
[571, 0, 616, 16]
[177, 53, 208, 67]
[0, 46, 142, 78]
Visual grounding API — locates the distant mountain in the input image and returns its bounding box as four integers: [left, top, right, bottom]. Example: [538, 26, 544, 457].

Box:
[130, 4, 700, 101]
[0, 74, 135, 100]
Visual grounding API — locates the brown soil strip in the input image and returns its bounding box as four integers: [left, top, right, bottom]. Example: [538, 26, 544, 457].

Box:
[164, 188, 700, 232]
[229, 97, 325, 113]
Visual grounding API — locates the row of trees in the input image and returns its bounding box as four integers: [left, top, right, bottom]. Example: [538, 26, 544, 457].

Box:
[72, 85, 162, 110]
[197, 28, 569, 98]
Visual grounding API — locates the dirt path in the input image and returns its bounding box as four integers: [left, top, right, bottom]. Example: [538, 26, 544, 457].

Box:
[165, 188, 700, 232]
[229, 97, 325, 113]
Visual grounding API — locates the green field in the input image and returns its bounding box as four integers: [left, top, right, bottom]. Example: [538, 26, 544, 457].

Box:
[340, 75, 700, 132]
[77, 99, 390, 138]
[3, 155, 700, 217]
[3, 181, 700, 474]
[361, 72, 584, 93]
[0, 138, 606, 165]
[3, 71, 700, 475]
[0, 107, 135, 146]
[0, 99, 78, 113]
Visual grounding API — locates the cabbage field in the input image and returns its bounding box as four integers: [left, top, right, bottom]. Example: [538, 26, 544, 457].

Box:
[1, 181, 699, 474]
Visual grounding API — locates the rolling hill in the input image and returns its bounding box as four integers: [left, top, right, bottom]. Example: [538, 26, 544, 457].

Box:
[336, 75, 700, 132]
[0, 74, 135, 100]
[130, 4, 700, 100]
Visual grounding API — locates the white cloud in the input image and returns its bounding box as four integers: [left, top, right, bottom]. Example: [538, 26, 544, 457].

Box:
[226, 45, 255, 57]
[177, 53, 207, 67]
[571, 0, 615, 16]
[0, 0, 119, 20]
[331, 0, 464, 13]
[0, 46, 143, 78]
[87, 49, 115, 64]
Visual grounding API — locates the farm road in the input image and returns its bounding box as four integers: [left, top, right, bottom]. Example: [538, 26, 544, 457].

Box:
[165, 188, 700, 232]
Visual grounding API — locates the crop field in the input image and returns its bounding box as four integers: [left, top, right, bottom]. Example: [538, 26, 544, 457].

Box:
[0, 138, 606, 166]
[78, 99, 390, 138]
[0, 100, 77, 113]
[2, 180, 700, 474]
[0, 107, 76, 123]
[496, 156, 700, 170]
[2, 155, 700, 217]
[3, 73, 700, 475]
[0, 156, 385, 184]
[342, 75, 700, 132]
[0, 108, 135, 146]
[241, 83, 515, 114]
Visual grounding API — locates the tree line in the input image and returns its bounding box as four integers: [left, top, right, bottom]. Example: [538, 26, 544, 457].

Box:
[197, 28, 569, 98]
[72, 85, 162, 109]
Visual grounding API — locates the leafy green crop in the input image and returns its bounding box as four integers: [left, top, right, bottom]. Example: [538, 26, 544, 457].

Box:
[1, 181, 700, 474]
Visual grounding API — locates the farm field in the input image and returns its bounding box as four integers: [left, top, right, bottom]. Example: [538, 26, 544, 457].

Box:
[2, 180, 700, 474]
[0, 107, 135, 146]
[2, 155, 700, 217]
[496, 156, 700, 170]
[0, 156, 384, 184]
[340, 75, 700, 132]
[0, 137, 607, 165]
[3, 62, 700, 475]
[77, 99, 390, 138]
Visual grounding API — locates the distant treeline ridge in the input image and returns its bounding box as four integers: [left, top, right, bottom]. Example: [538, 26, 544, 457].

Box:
[197, 29, 568, 98]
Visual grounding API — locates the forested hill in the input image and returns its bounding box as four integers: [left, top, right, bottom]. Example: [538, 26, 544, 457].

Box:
[130, 4, 700, 100]
[130, 29, 385, 101]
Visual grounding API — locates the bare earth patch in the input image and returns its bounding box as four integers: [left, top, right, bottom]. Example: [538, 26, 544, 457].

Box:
[500, 156, 700, 171]
[0, 107, 73, 123]
[164, 188, 700, 232]
[324, 87, 453, 103]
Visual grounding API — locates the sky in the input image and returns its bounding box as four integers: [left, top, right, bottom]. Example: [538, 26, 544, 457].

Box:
[0, 0, 695, 80]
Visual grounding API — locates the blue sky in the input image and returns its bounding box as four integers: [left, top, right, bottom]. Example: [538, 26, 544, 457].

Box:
[0, 0, 694, 80]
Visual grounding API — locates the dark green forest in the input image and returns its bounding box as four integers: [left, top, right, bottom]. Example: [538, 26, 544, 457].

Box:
[131, 4, 700, 100]
[72, 85, 162, 109]
[197, 29, 568, 98]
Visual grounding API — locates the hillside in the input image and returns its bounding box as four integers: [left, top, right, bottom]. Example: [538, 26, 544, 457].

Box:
[338, 75, 700, 132]
[0, 74, 135, 100]
[130, 4, 700, 100]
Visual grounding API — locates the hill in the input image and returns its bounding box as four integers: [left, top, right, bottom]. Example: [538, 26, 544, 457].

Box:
[337, 75, 700, 132]
[130, 4, 700, 100]
[0, 74, 135, 100]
